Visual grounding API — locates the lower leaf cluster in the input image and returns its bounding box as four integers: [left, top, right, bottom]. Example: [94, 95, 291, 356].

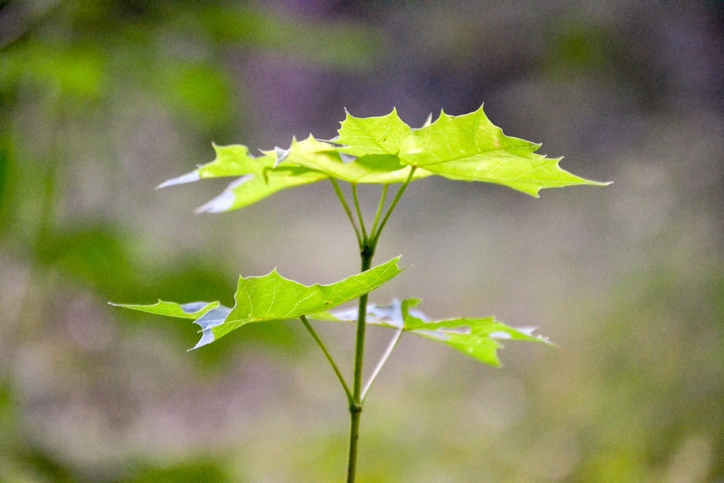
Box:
[111, 257, 550, 366]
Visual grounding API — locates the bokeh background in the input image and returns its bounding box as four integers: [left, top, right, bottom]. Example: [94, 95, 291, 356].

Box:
[1, 1, 723, 481]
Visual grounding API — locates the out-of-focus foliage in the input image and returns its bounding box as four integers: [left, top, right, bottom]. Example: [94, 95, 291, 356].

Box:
[1, 0, 723, 481]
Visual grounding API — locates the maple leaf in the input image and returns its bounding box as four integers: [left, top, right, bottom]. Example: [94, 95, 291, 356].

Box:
[333, 105, 610, 196]
[313, 298, 551, 367]
[156, 107, 608, 211]
[156, 143, 328, 212]
[111, 257, 402, 350]
[265, 135, 433, 184]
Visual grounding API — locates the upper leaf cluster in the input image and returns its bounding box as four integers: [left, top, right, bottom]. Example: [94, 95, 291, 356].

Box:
[158, 105, 609, 212]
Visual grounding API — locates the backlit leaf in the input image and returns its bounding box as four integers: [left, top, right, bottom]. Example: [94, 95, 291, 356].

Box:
[157, 107, 607, 211]
[195, 167, 328, 213]
[265, 135, 434, 184]
[334, 105, 610, 196]
[156, 142, 328, 212]
[109, 300, 220, 319]
[315, 298, 551, 367]
[212, 257, 403, 347]
[157, 136, 432, 213]
[157, 144, 273, 188]
[111, 258, 403, 350]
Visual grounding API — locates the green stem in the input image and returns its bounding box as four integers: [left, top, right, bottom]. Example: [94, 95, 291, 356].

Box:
[300, 315, 354, 407]
[345, 169, 417, 482]
[370, 167, 417, 246]
[351, 184, 368, 242]
[331, 178, 363, 247]
[347, 249, 373, 483]
[369, 184, 389, 239]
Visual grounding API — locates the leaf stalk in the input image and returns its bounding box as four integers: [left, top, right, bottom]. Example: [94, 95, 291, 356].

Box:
[352, 184, 368, 242]
[331, 178, 363, 247]
[299, 315, 354, 407]
[370, 167, 417, 246]
[369, 184, 388, 238]
[361, 328, 403, 403]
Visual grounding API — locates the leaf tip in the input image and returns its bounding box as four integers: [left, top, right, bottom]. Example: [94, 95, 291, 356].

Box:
[156, 171, 201, 189]
[187, 330, 215, 351]
[522, 187, 542, 198]
[188, 306, 232, 351]
[272, 141, 294, 168]
[437, 108, 454, 122]
[195, 190, 235, 214]
[420, 113, 433, 128]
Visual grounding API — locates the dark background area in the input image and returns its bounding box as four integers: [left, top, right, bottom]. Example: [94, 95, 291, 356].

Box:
[1, 1, 723, 481]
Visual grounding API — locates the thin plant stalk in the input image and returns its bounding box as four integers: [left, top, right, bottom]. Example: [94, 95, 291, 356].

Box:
[352, 184, 368, 241]
[370, 167, 416, 245]
[346, 251, 372, 483]
[369, 184, 388, 237]
[299, 315, 354, 407]
[344, 169, 417, 483]
[361, 328, 403, 403]
[331, 178, 363, 247]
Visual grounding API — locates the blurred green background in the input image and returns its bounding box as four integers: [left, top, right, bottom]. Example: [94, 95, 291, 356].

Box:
[1, 1, 723, 481]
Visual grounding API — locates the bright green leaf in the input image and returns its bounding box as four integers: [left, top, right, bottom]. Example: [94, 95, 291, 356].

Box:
[158, 106, 607, 212]
[158, 135, 434, 213]
[333, 108, 411, 158]
[314, 298, 551, 367]
[109, 300, 220, 319]
[334, 105, 610, 196]
[157, 142, 328, 212]
[267, 136, 433, 184]
[195, 167, 328, 213]
[157, 144, 274, 187]
[212, 257, 403, 347]
[111, 258, 403, 350]
[401, 302, 550, 368]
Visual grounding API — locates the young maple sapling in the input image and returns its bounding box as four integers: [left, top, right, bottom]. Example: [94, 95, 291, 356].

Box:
[112, 105, 609, 482]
